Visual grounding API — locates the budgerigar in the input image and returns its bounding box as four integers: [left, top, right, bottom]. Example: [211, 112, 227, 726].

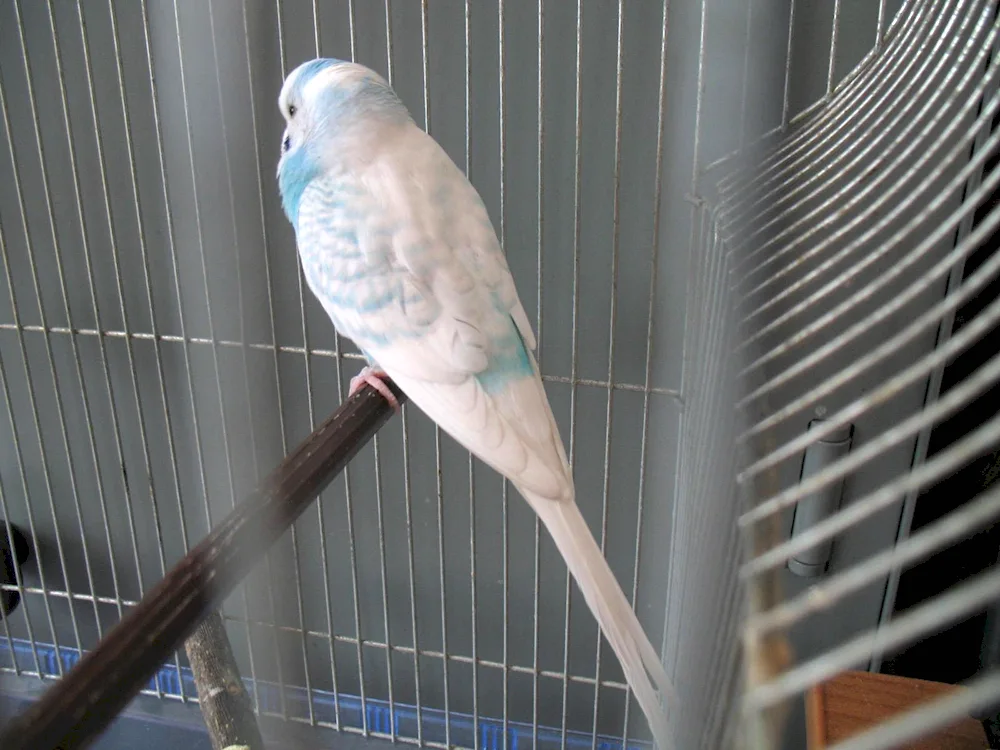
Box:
[276, 58, 675, 749]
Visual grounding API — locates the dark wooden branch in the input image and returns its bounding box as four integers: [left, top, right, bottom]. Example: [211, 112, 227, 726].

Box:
[0, 380, 405, 750]
[185, 610, 265, 750]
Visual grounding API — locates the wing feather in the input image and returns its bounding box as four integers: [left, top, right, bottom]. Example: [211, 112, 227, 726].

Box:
[381, 355, 570, 500]
[295, 124, 563, 494]
[297, 126, 531, 376]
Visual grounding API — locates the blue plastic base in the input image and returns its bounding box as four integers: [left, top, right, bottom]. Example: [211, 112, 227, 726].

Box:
[1, 637, 649, 750]
[1, 688, 215, 750]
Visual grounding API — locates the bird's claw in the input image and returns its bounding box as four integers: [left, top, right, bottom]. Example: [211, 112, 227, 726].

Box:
[349, 366, 401, 412]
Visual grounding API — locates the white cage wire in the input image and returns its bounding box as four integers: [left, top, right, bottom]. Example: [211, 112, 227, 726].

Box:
[1, 1, 999, 749]
[732, 0, 1000, 748]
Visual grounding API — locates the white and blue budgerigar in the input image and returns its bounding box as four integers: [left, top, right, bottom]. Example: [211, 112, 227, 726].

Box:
[276, 58, 675, 748]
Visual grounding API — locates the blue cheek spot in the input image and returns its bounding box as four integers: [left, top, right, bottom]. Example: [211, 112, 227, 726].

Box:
[278, 146, 322, 227]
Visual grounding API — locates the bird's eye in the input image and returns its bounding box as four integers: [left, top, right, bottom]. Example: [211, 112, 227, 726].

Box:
[288, 104, 297, 117]
[282, 135, 291, 153]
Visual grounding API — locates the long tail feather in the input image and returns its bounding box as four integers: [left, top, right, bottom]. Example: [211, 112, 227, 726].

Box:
[524, 489, 676, 750]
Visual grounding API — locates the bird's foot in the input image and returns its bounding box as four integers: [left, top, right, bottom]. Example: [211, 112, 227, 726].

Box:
[349, 366, 401, 412]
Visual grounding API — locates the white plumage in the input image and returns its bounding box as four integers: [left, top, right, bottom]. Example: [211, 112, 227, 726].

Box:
[278, 58, 676, 749]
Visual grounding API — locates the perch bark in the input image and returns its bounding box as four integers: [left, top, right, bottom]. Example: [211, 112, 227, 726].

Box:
[0, 379, 405, 750]
[185, 610, 265, 750]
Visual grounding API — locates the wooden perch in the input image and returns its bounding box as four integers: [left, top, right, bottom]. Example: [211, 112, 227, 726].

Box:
[185, 610, 265, 750]
[0, 380, 405, 750]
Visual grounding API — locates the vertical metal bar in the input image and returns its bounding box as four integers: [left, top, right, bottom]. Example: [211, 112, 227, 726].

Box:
[290, 0, 322, 719]
[663, 205, 708, 684]
[377, 5, 425, 742]
[112, 0, 186, 695]
[684, 210, 718, 721]
[334, 0, 360, 711]
[690, 217, 723, 573]
[877, 0, 888, 49]
[664, 0, 712, 709]
[401, 406, 423, 743]
[496, 3, 511, 748]
[421, 0, 431, 134]
[273, 0, 323, 721]
[372, 434, 396, 738]
[0, 420, 21, 679]
[827, 0, 843, 97]
[206, 0, 261, 710]
[418, 4, 451, 742]
[464, 4, 479, 747]
[272, 1, 318, 447]
[47, 0, 129, 638]
[287, 1, 333, 725]
[698, 497, 742, 732]
[238, 0, 300, 715]
[267, 4, 327, 723]
[76, 0, 153, 649]
[139, 0, 203, 575]
[738, 0, 755, 153]
[312, 0, 362, 726]
[0, 239, 45, 678]
[282, 519, 312, 723]
[0, 321, 53, 681]
[690, 0, 709, 193]
[533, 5, 545, 748]
[8, 0, 88, 661]
[0, 614, 14, 677]
[689, 228, 735, 711]
[668, 5, 711, 691]
[171, 3, 251, 714]
[624, 1, 672, 743]
[318, 2, 368, 727]
[0, 481, 35, 676]
[384, 0, 393, 86]
[781, 0, 796, 128]
[562, 2, 585, 745]
[700, 532, 742, 746]
[142, 0, 229, 702]
[433, 421, 451, 743]
[468, 452, 479, 746]
[694, 226, 727, 486]
[312, 0, 321, 62]
[591, 2, 627, 746]
[332, 1, 395, 732]
[348, 0, 357, 63]
[339, 0, 399, 674]
[314, 456, 345, 727]
[535, 1, 545, 367]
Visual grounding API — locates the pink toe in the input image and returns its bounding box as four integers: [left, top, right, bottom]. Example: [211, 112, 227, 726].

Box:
[349, 368, 400, 411]
[366, 375, 400, 411]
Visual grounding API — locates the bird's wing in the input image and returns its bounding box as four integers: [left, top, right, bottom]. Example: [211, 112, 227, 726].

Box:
[295, 127, 568, 499]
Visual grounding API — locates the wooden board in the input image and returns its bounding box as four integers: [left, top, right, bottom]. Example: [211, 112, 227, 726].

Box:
[805, 670, 989, 749]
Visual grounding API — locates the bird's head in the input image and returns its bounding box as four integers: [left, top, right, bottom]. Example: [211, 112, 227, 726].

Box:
[276, 58, 411, 226]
